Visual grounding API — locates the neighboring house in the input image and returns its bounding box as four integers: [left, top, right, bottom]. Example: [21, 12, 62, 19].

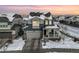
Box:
[73, 16, 79, 23]
[0, 17, 11, 29]
[58, 15, 65, 21]
[0, 17, 12, 47]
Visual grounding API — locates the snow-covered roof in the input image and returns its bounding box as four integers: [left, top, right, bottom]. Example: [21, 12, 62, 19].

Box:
[23, 17, 29, 20]
[45, 15, 52, 20]
[28, 15, 52, 20]
[28, 11, 53, 20]
[45, 25, 59, 29]
[0, 13, 15, 22]
[29, 16, 44, 20]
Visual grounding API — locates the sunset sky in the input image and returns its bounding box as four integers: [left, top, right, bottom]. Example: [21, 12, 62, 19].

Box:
[0, 5, 79, 15]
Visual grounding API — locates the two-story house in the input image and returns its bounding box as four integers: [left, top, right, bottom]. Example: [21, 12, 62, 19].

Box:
[23, 12, 61, 41]
[0, 16, 12, 47]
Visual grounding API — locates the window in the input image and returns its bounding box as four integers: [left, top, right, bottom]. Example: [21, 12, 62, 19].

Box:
[49, 20, 52, 25]
[49, 29, 54, 37]
[54, 30, 58, 37]
[0, 25, 7, 27]
[45, 19, 49, 25]
[0, 25, 2, 27]
[32, 19, 40, 28]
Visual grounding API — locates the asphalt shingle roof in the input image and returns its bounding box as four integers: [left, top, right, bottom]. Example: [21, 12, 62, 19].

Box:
[0, 17, 9, 22]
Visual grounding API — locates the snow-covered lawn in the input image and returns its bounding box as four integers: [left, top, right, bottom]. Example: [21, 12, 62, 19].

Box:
[63, 25, 79, 38]
[42, 24, 79, 49]
[0, 37, 25, 51]
[42, 36, 79, 49]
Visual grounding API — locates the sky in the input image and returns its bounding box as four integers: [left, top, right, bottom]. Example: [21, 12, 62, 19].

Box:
[0, 5, 79, 15]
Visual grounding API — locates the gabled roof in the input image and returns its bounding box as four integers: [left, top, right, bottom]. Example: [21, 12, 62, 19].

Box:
[0, 17, 9, 22]
[30, 17, 43, 21]
[45, 25, 59, 29]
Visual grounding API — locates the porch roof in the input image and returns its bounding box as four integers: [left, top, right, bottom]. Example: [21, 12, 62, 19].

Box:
[45, 25, 59, 29]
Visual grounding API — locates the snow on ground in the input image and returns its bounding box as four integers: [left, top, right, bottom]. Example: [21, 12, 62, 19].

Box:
[0, 37, 25, 51]
[42, 24, 79, 49]
[60, 24, 79, 38]
[42, 36, 79, 49]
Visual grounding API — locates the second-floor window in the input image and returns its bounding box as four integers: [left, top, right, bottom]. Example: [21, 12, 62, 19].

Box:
[32, 19, 40, 29]
[45, 19, 49, 25]
[49, 20, 52, 25]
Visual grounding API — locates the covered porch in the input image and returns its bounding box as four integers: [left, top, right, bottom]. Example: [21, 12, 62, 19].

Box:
[43, 25, 60, 41]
